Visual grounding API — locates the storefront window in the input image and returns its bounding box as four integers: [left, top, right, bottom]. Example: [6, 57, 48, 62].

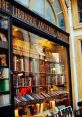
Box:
[53, 0, 61, 13]
[33, 0, 44, 17]
[53, 0, 65, 30]
[77, 0, 82, 22]
[13, 26, 70, 116]
[14, 0, 65, 30]
[33, 0, 56, 24]
[58, 13, 65, 30]
[45, 0, 56, 24]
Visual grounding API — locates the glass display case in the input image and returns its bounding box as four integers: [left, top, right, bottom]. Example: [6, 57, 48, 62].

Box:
[13, 26, 70, 117]
[0, 14, 10, 107]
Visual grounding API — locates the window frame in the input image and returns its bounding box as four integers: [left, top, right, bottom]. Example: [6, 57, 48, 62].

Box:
[72, 0, 82, 29]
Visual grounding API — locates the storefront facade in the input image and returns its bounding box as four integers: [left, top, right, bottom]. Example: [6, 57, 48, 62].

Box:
[0, 0, 72, 116]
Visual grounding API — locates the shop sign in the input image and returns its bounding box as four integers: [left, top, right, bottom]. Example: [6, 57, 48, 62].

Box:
[0, 0, 69, 42]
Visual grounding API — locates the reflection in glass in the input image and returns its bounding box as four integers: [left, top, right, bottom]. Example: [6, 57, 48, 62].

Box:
[53, 0, 61, 13]
[13, 26, 70, 116]
[58, 13, 65, 30]
[13, 26, 69, 92]
[33, 0, 44, 17]
[45, 0, 56, 24]
[15, 0, 30, 8]
[78, 0, 82, 22]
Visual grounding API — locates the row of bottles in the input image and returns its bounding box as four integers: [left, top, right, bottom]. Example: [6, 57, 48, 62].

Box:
[0, 15, 10, 107]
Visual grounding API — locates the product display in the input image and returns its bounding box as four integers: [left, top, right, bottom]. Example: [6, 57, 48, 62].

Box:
[13, 26, 70, 117]
[0, 54, 7, 66]
[0, 33, 7, 42]
[0, 94, 10, 106]
[0, 15, 10, 109]
[0, 19, 8, 29]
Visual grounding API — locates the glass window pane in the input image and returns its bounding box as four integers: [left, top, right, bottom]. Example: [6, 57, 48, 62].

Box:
[15, 0, 30, 8]
[45, 1, 56, 24]
[53, 0, 61, 13]
[58, 13, 65, 30]
[78, 0, 82, 22]
[33, 0, 44, 17]
[13, 26, 70, 116]
[79, 12, 82, 22]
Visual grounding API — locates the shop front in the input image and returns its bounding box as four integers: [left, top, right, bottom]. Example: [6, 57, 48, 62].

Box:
[0, 0, 72, 117]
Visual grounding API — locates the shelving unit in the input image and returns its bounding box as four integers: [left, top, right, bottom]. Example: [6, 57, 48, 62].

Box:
[0, 41, 8, 49]
[0, 1, 71, 116]
[0, 14, 11, 117]
[12, 26, 70, 117]
[0, 91, 10, 95]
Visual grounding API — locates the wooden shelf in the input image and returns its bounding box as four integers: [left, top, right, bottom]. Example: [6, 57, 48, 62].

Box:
[55, 84, 67, 87]
[14, 84, 67, 89]
[45, 61, 64, 64]
[13, 71, 30, 76]
[0, 65, 8, 68]
[0, 27, 8, 34]
[14, 95, 69, 107]
[0, 41, 8, 49]
[14, 86, 28, 89]
[14, 85, 52, 89]
[0, 91, 10, 95]
[0, 78, 9, 80]
[32, 85, 52, 87]
[46, 73, 64, 75]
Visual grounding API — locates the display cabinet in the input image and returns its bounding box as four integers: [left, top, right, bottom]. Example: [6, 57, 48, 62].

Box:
[12, 26, 70, 117]
[0, 1, 71, 116]
[0, 13, 13, 117]
[0, 14, 10, 106]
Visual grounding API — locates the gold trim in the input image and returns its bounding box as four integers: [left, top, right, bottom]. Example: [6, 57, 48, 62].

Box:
[48, 0, 58, 25]
[72, 0, 82, 29]
[75, 36, 82, 99]
[59, 0, 70, 32]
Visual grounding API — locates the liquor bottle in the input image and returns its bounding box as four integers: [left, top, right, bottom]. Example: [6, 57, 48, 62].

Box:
[24, 58, 29, 72]
[13, 56, 17, 71]
[0, 67, 3, 79]
[0, 33, 7, 42]
[1, 80, 9, 91]
[2, 68, 9, 78]
[0, 54, 7, 66]
[3, 94, 10, 106]
[20, 58, 24, 71]
[28, 77, 32, 86]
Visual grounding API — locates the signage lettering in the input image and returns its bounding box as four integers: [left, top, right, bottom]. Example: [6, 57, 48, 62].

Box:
[0, 0, 10, 12]
[0, 0, 69, 42]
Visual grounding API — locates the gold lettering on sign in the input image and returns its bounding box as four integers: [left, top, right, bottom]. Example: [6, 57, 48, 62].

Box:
[24, 13, 28, 22]
[0, 0, 68, 42]
[13, 6, 18, 17]
[2, 0, 6, 10]
[1, 0, 9, 11]
[5, 1, 10, 11]
[18, 9, 22, 19]
[21, 11, 24, 20]
[32, 17, 37, 26]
